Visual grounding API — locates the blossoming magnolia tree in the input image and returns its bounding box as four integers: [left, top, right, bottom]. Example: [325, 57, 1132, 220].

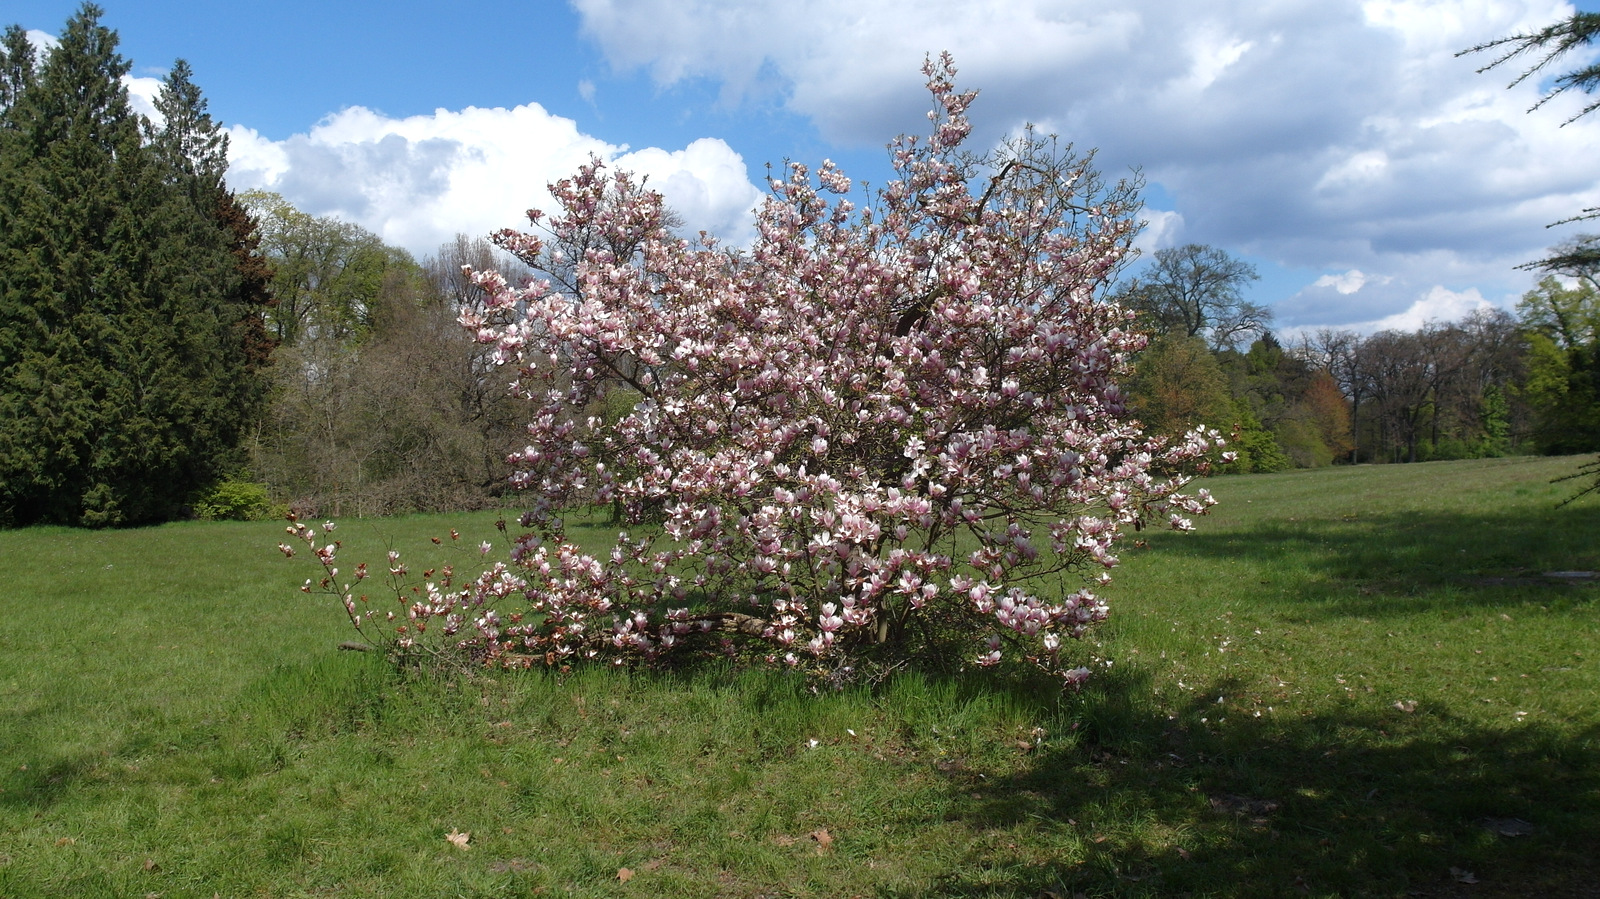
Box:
[286, 55, 1226, 686]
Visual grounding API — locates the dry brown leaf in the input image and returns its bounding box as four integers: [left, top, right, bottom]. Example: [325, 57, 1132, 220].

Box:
[810, 828, 834, 853]
[617, 867, 634, 882]
[55, 837, 76, 847]
[445, 829, 471, 850]
[142, 858, 160, 872]
[1394, 700, 1418, 713]
[1177, 847, 1192, 860]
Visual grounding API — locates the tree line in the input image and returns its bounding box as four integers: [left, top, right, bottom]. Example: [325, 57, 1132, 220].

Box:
[1119, 242, 1600, 470]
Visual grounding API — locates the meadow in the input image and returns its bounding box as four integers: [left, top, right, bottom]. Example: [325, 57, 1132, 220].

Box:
[0, 456, 1595, 898]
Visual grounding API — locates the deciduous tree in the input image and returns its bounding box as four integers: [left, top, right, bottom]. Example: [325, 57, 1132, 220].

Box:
[1115, 244, 1269, 351]
[1295, 370, 1354, 464]
[1518, 275, 1600, 453]
[252, 232, 530, 516]
[1125, 334, 1234, 438]
[241, 190, 401, 346]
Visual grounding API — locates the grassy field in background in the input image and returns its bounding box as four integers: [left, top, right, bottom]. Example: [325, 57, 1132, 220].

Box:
[0, 456, 1596, 898]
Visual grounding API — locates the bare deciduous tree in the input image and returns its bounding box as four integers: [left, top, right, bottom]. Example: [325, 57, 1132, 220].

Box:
[1117, 244, 1270, 351]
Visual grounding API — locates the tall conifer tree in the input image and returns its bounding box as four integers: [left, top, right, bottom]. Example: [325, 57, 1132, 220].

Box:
[0, 5, 144, 524]
[0, 5, 271, 526]
[0, 25, 36, 110]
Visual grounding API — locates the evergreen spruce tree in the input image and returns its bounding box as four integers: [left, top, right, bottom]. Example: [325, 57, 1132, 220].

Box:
[0, 5, 272, 526]
[135, 57, 274, 515]
[0, 27, 40, 524]
[0, 25, 36, 110]
[0, 5, 142, 525]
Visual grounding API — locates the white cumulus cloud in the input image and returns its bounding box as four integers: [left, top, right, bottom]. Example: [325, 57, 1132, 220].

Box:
[572, 0, 1600, 328]
[24, 28, 55, 54]
[123, 75, 164, 125]
[1133, 209, 1186, 254]
[225, 103, 765, 258]
[1355, 284, 1496, 332]
[1314, 270, 1386, 295]
[1278, 249, 1521, 331]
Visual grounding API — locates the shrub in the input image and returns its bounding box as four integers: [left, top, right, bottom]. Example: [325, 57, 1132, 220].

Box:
[195, 478, 282, 521]
[286, 56, 1225, 686]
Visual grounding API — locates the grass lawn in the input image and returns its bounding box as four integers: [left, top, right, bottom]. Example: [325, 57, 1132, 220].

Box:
[0, 456, 1596, 897]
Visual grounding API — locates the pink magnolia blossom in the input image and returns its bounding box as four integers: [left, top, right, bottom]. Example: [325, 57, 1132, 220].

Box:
[288, 54, 1222, 686]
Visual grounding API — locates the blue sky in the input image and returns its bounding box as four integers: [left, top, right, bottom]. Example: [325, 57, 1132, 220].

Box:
[13, 0, 1600, 334]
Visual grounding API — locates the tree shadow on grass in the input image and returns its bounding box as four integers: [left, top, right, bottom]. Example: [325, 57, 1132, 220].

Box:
[899, 665, 1600, 899]
[1144, 505, 1600, 620]
[0, 724, 104, 814]
[6, 647, 1595, 898]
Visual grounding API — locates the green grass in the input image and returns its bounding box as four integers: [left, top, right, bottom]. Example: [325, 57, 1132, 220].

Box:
[0, 457, 1596, 897]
